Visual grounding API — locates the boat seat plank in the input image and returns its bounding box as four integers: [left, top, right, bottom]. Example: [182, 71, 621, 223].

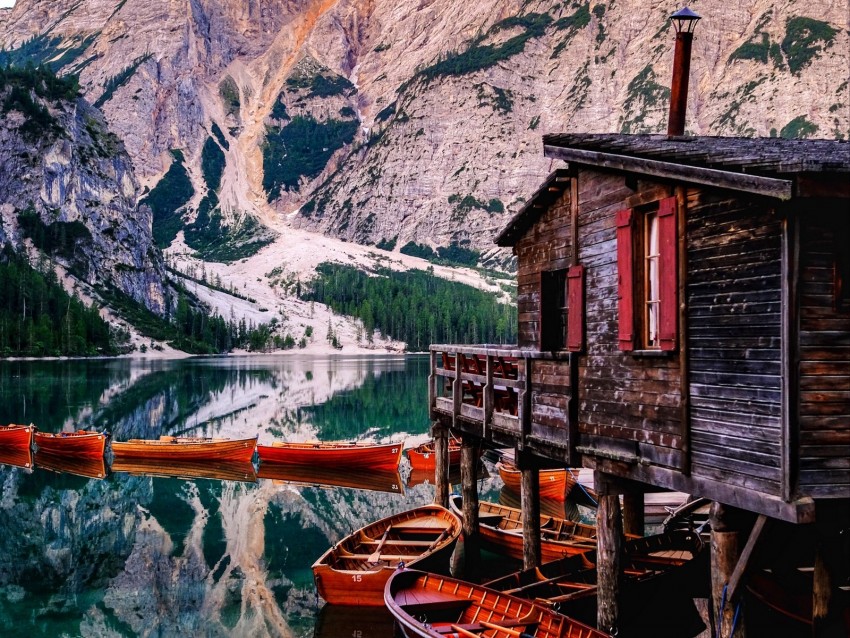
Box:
[359, 539, 437, 547]
[343, 553, 425, 561]
[400, 598, 472, 615]
[392, 521, 451, 531]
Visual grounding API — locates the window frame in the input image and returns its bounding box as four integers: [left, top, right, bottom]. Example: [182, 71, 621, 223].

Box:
[617, 196, 679, 352]
[540, 268, 568, 351]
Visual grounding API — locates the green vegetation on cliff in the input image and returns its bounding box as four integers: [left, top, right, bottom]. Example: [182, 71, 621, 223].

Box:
[262, 116, 358, 200]
[144, 149, 194, 248]
[0, 65, 79, 141]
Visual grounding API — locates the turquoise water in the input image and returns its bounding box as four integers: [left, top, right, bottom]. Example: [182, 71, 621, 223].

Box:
[0, 355, 465, 638]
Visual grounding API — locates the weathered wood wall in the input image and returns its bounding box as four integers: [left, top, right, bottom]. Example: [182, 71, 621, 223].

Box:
[515, 190, 571, 349]
[514, 189, 574, 445]
[686, 190, 783, 496]
[798, 206, 850, 498]
[576, 172, 684, 469]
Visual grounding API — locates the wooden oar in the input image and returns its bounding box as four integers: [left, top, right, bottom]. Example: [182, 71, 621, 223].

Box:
[425, 528, 450, 552]
[450, 625, 481, 638]
[367, 526, 392, 563]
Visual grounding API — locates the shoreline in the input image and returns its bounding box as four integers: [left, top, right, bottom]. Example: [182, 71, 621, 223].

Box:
[0, 348, 424, 363]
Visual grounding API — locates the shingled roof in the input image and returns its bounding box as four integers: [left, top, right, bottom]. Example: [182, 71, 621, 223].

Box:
[496, 134, 849, 247]
[543, 134, 850, 175]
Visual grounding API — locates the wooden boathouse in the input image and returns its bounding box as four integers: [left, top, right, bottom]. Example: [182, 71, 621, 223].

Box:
[427, 134, 849, 636]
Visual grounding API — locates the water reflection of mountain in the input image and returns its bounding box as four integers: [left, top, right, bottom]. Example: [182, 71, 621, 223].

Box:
[0, 356, 434, 636]
[0, 356, 429, 445]
[0, 461, 436, 637]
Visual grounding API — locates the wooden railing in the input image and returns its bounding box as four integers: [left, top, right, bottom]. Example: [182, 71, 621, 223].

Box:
[429, 345, 531, 438]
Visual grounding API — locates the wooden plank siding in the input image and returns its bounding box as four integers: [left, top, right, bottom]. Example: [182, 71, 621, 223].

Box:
[515, 190, 573, 349]
[513, 188, 574, 445]
[797, 207, 850, 498]
[686, 189, 783, 496]
[576, 172, 684, 470]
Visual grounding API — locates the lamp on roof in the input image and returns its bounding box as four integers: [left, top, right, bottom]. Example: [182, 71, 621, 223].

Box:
[667, 7, 701, 137]
[671, 7, 701, 34]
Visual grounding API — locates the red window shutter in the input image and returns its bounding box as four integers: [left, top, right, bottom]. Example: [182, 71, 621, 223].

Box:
[658, 196, 678, 351]
[616, 209, 635, 351]
[567, 265, 584, 352]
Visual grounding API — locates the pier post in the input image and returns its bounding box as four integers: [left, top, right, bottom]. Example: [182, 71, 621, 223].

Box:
[517, 450, 541, 569]
[432, 421, 449, 508]
[596, 471, 623, 635]
[710, 502, 746, 638]
[622, 492, 645, 537]
[813, 500, 849, 636]
[460, 435, 481, 582]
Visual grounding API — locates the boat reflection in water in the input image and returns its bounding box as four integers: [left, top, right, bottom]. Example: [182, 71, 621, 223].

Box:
[34, 451, 107, 479]
[313, 602, 396, 638]
[0, 446, 33, 471]
[258, 462, 404, 494]
[407, 462, 489, 489]
[498, 485, 585, 522]
[110, 457, 258, 483]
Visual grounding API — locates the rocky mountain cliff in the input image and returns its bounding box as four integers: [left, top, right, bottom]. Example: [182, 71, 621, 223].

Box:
[2, 0, 846, 266]
[0, 66, 169, 314]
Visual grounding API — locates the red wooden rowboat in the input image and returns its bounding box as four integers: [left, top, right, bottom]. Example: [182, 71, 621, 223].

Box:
[450, 495, 636, 563]
[0, 424, 35, 449]
[406, 437, 462, 470]
[385, 567, 611, 638]
[34, 430, 108, 459]
[258, 440, 403, 471]
[312, 504, 460, 606]
[497, 461, 578, 502]
[111, 435, 257, 463]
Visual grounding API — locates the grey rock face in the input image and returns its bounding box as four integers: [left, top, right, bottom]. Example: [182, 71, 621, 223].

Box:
[0, 84, 169, 315]
[1, 0, 847, 259]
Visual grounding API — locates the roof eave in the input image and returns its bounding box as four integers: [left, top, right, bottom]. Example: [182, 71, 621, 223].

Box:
[544, 144, 795, 201]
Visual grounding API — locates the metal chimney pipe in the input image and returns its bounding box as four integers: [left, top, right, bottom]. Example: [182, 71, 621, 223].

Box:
[667, 8, 701, 137]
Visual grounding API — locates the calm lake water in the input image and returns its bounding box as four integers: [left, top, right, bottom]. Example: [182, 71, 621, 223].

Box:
[0, 355, 719, 638]
[0, 354, 495, 638]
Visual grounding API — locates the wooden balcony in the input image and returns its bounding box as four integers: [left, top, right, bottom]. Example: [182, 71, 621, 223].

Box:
[429, 345, 575, 460]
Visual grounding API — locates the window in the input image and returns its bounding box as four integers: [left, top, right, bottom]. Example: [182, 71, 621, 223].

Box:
[541, 269, 567, 351]
[617, 197, 678, 351]
[644, 210, 661, 348]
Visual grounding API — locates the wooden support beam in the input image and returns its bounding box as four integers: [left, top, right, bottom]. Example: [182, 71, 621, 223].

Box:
[710, 502, 747, 637]
[483, 355, 494, 437]
[520, 457, 541, 570]
[428, 349, 437, 418]
[544, 145, 795, 200]
[725, 514, 769, 605]
[621, 493, 645, 538]
[432, 421, 449, 509]
[460, 435, 481, 582]
[596, 471, 624, 635]
[452, 353, 462, 429]
[813, 500, 850, 636]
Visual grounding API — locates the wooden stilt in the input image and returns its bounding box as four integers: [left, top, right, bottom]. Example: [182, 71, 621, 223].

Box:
[432, 421, 449, 508]
[710, 502, 746, 638]
[518, 452, 541, 570]
[596, 471, 623, 635]
[813, 500, 849, 637]
[621, 492, 645, 537]
[460, 435, 481, 582]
